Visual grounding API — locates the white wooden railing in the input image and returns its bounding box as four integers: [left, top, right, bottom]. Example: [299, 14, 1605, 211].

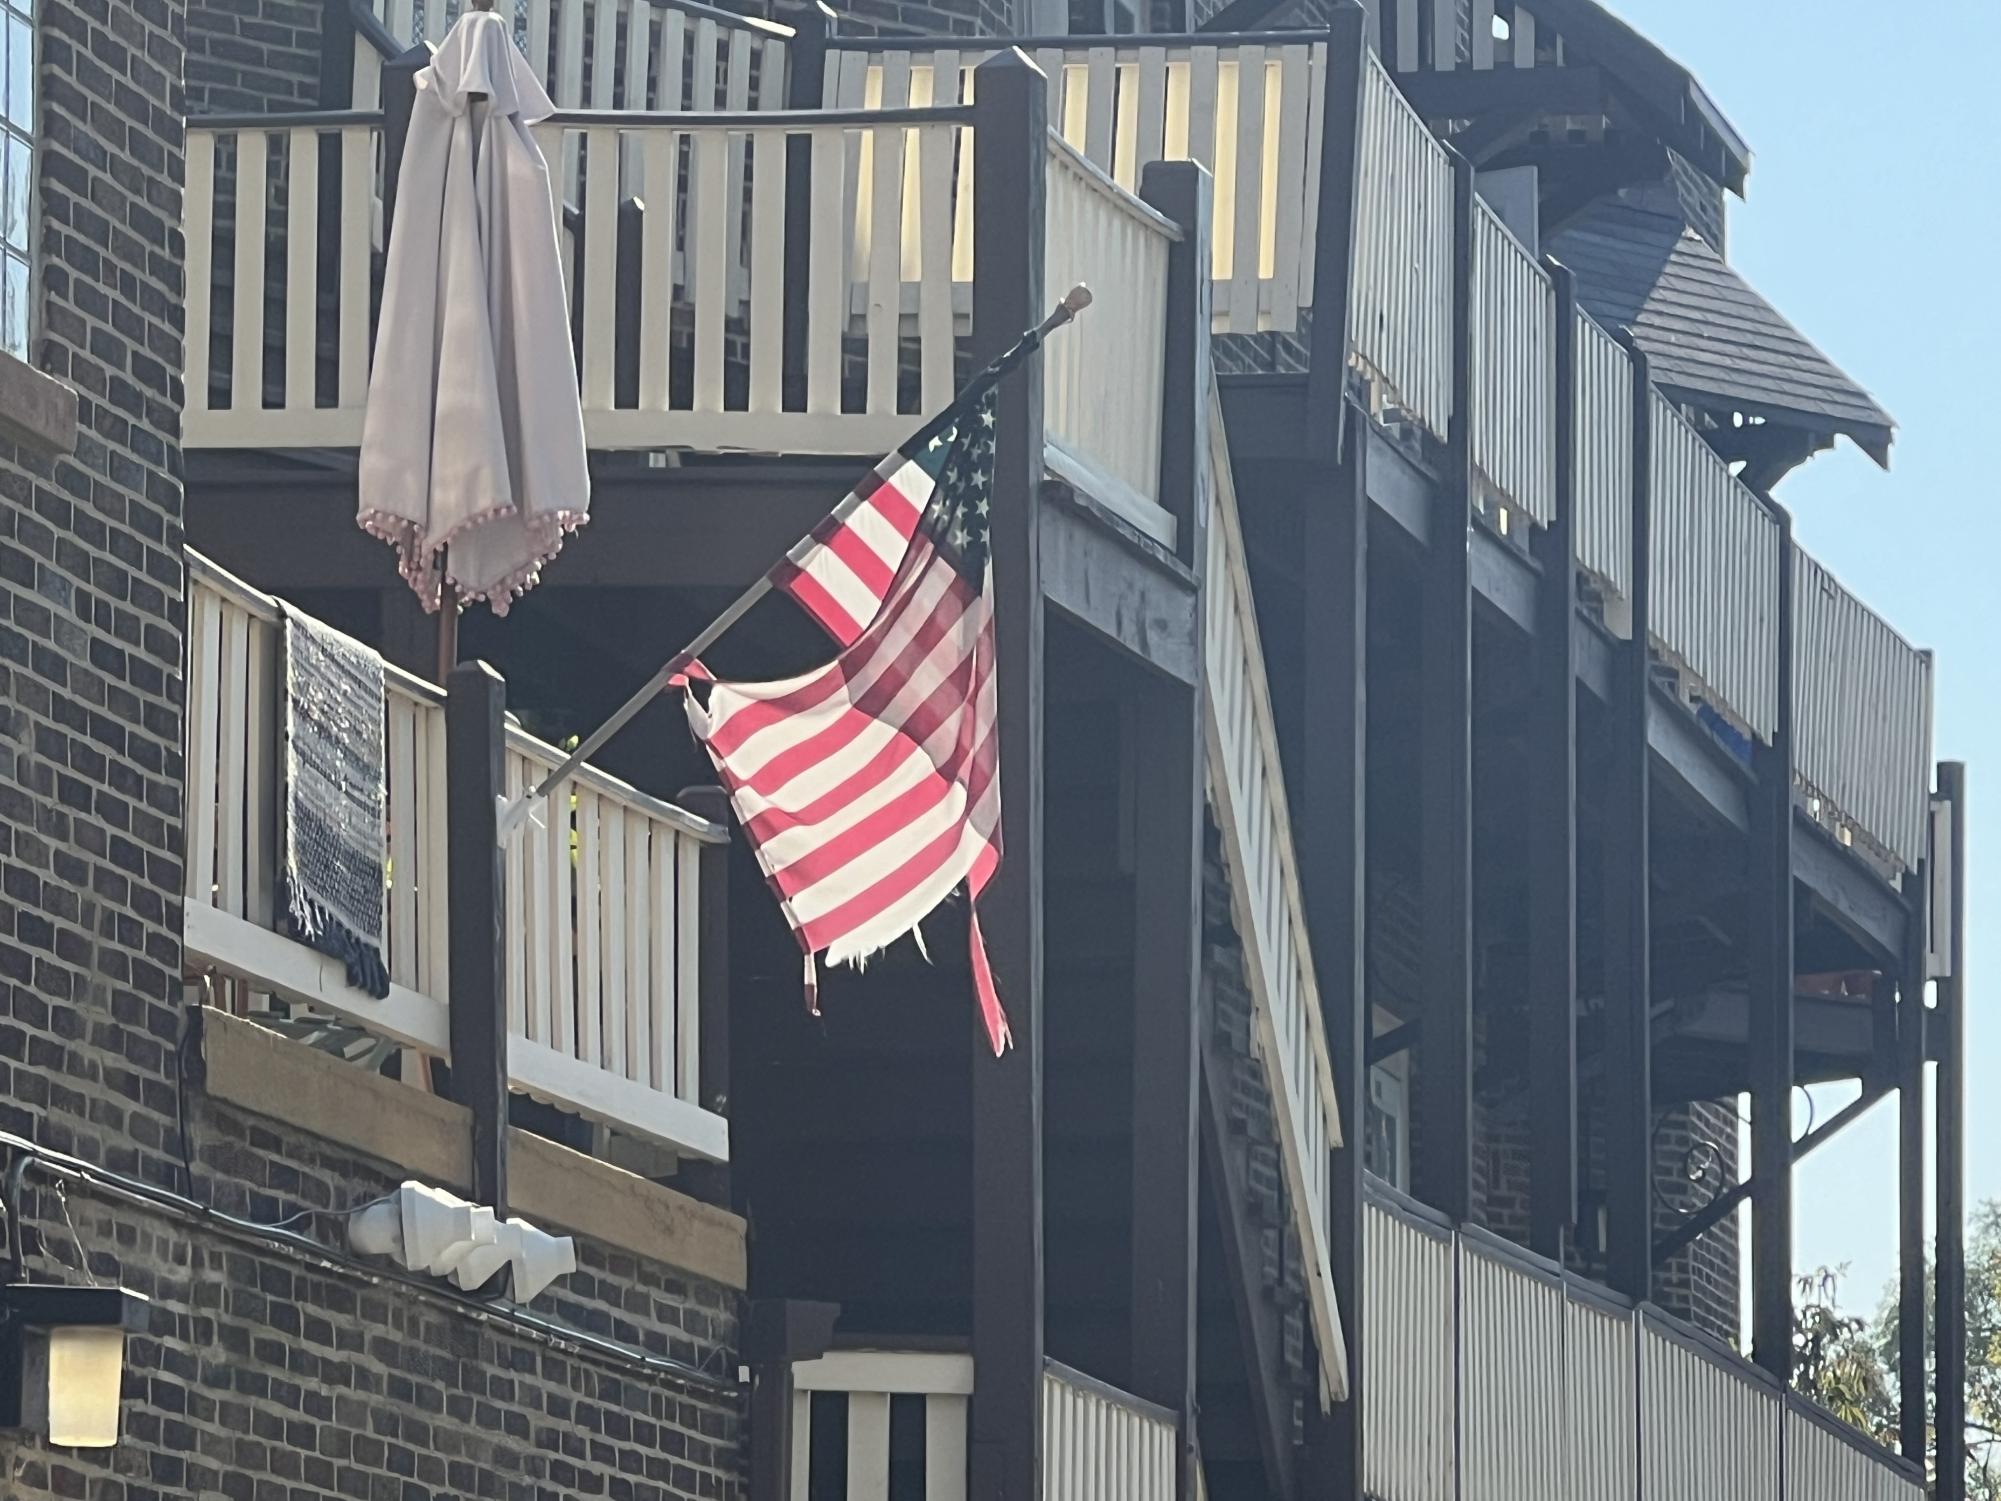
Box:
[1043, 134, 1175, 543]
[1573, 306, 1634, 607]
[788, 1348, 973, 1501]
[1793, 548, 1934, 871]
[185, 111, 972, 459]
[825, 34, 1327, 335]
[1349, 52, 1453, 437]
[1361, 1190, 1922, 1501]
[181, 552, 729, 1162]
[1204, 391, 1350, 1403]
[1648, 389, 1782, 743]
[1640, 1313, 1783, 1500]
[1042, 1362, 1179, 1501]
[1362, 1193, 1456, 1501]
[1470, 197, 1555, 526]
[1458, 1231, 1566, 1499]
[352, 0, 791, 130]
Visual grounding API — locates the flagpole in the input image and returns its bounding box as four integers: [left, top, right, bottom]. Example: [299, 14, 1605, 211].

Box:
[495, 284, 1094, 842]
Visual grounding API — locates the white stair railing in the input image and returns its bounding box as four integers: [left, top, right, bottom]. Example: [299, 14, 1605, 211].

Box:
[1202, 389, 1350, 1401]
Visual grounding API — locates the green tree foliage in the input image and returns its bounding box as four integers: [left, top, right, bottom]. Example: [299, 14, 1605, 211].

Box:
[1793, 1201, 2001, 1499]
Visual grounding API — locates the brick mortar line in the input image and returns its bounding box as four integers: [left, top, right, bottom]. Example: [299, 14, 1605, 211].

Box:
[0, 1132, 740, 1396]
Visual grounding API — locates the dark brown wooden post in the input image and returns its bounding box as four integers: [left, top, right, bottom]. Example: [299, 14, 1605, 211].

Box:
[1305, 0, 1369, 460]
[745, 1299, 840, 1501]
[968, 49, 1046, 1501]
[1131, 156, 1207, 1501]
[1528, 259, 1580, 1261]
[1749, 498, 1796, 1380]
[1414, 150, 1474, 1225]
[1298, 396, 1369, 1498]
[1126, 680, 1200, 1498]
[379, 43, 434, 250]
[1138, 159, 1211, 574]
[678, 784, 735, 1210]
[1935, 760, 1968, 1501]
[1898, 867, 1929, 1466]
[778, 1, 837, 410]
[446, 661, 509, 1215]
[1603, 336, 1654, 1302]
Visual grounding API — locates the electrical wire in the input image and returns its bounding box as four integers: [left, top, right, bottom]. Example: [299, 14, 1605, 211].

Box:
[0, 1130, 736, 1392]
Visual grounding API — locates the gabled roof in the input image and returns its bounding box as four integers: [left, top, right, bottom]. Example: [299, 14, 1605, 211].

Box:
[1518, 0, 1752, 194]
[1548, 200, 1894, 466]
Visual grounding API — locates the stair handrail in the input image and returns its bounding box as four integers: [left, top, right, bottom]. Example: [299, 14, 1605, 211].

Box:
[1202, 382, 1351, 1403]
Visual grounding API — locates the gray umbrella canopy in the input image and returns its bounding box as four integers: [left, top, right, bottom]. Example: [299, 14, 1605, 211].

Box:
[357, 8, 590, 617]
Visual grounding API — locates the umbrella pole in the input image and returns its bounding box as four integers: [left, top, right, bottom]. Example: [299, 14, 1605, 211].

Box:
[435, 579, 459, 685]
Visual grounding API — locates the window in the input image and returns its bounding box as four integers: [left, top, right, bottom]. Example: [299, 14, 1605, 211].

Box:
[1364, 1055, 1409, 1192]
[0, 0, 30, 359]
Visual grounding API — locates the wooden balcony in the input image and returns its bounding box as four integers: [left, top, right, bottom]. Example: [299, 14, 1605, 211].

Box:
[778, 1346, 1182, 1501]
[182, 551, 732, 1165]
[1363, 1183, 1925, 1501]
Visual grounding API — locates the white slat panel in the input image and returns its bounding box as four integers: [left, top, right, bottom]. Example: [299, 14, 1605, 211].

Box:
[649, 826, 673, 1091]
[723, 31, 753, 300]
[788, 1391, 810, 1501]
[576, 788, 601, 1065]
[413, 713, 440, 995]
[866, 114, 906, 415]
[1514, 8, 1537, 67]
[1134, 49, 1167, 181]
[526, 761, 552, 1041]
[548, 760, 575, 1053]
[847, 1393, 891, 1501]
[284, 129, 318, 413]
[525, 0, 553, 89]
[556, 0, 586, 193]
[1228, 45, 1266, 332]
[1432, 0, 1457, 68]
[186, 132, 215, 420]
[1267, 45, 1308, 330]
[590, 0, 619, 108]
[1471, 0, 1495, 68]
[624, 817, 649, 1081]
[232, 132, 269, 415]
[748, 129, 786, 415]
[581, 127, 619, 411]
[1297, 41, 1326, 309]
[243, 610, 276, 933]
[917, 122, 955, 412]
[760, 36, 787, 109]
[338, 128, 373, 409]
[505, 755, 526, 1036]
[690, 128, 728, 413]
[600, 803, 627, 1079]
[1396, 0, 1420, 70]
[1185, 46, 1219, 172]
[806, 127, 845, 414]
[639, 127, 677, 410]
[388, 698, 418, 985]
[187, 587, 220, 902]
[676, 832, 701, 1102]
[691, 15, 720, 108]
[655, 9, 687, 110]
[928, 1394, 969, 1501]
[215, 605, 248, 915]
[424, 711, 448, 996]
[619, 0, 653, 182]
[1083, 46, 1116, 169]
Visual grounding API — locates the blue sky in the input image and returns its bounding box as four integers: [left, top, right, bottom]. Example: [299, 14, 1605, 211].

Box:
[1601, 0, 1998, 1315]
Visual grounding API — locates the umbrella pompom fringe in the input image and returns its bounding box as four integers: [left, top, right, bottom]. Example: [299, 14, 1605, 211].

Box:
[359, 505, 589, 616]
[445, 506, 591, 618]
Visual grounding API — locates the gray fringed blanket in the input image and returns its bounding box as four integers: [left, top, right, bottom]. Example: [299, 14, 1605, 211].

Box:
[280, 603, 391, 999]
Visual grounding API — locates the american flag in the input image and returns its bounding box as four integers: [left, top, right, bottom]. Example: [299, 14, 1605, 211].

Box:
[684, 391, 1010, 1054]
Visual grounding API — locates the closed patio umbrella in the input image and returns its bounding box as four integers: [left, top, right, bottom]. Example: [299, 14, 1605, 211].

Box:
[357, 2, 589, 636]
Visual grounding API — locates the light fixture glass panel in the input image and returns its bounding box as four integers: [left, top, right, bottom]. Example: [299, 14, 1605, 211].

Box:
[43, 1326, 124, 1448]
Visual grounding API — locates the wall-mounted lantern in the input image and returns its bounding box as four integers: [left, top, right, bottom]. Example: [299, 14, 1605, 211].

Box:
[0, 1283, 149, 1447]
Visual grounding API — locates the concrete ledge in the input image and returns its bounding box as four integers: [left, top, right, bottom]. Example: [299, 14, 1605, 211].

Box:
[0, 350, 78, 456]
[201, 1010, 747, 1290]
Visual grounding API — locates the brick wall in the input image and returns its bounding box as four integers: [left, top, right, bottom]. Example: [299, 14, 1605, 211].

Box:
[0, 1063, 746, 1500]
[0, 0, 188, 1185]
[1203, 821, 1312, 1438]
[187, 0, 324, 115]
